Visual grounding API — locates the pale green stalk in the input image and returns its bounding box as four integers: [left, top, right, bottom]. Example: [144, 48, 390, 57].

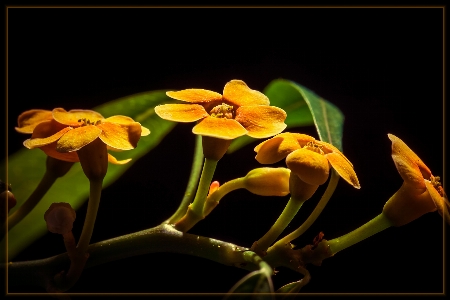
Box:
[76, 179, 103, 255]
[327, 212, 393, 254]
[271, 170, 339, 248]
[203, 177, 245, 216]
[254, 196, 305, 252]
[174, 158, 218, 232]
[164, 135, 203, 224]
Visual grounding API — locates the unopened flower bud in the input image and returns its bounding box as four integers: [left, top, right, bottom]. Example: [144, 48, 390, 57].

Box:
[243, 167, 290, 196]
[208, 181, 220, 196]
[44, 202, 76, 235]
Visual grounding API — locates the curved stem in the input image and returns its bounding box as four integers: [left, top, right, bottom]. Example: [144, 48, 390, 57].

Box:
[5, 224, 258, 289]
[76, 179, 103, 255]
[203, 177, 245, 217]
[270, 169, 340, 248]
[174, 158, 218, 232]
[327, 212, 393, 254]
[164, 135, 203, 224]
[253, 196, 305, 253]
[4, 169, 57, 235]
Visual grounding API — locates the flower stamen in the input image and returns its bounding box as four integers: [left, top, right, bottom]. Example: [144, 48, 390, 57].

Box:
[303, 141, 324, 155]
[210, 103, 234, 119]
[431, 175, 444, 197]
[78, 118, 102, 126]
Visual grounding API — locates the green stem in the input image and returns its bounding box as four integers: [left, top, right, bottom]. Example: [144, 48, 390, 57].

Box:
[174, 158, 218, 232]
[5, 224, 259, 289]
[271, 170, 340, 247]
[164, 135, 203, 224]
[327, 212, 393, 254]
[76, 179, 103, 255]
[203, 178, 245, 217]
[4, 169, 57, 234]
[253, 196, 305, 253]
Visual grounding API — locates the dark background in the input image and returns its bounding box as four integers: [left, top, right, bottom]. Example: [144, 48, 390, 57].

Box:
[4, 7, 446, 296]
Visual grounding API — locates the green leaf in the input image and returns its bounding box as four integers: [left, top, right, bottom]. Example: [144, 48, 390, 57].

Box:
[225, 270, 274, 300]
[228, 79, 344, 153]
[1, 90, 176, 259]
[276, 280, 304, 294]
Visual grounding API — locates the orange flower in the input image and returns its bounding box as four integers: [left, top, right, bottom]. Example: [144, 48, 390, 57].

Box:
[254, 132, 360, 188]
[383, 134, 449, 226]
[154, 80, 287, 140]
[17, 108, 150, 164]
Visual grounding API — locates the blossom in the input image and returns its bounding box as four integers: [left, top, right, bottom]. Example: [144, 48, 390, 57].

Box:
[17, 108, 150, 164]
[254, 132, 360, 188]
[383, 134, 449, 226]
[154, 80, 287, 140]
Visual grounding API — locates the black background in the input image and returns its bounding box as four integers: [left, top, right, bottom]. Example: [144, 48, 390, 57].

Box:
[4, 6, 446, 296]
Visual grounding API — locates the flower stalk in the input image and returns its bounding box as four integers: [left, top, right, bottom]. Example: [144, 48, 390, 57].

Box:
[327, 213, 393, 254]
[174, 157, 218, 232]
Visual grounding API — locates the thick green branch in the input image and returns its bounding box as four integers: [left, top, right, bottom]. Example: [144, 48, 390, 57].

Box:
[5, 224, 260, 289]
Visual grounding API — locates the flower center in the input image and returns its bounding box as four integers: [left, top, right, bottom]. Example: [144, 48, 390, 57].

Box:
[430, 175, 445, 197]
[210, 103, 234, 119]
[78, 118, 102, 126]
[303, 141, 324, 155]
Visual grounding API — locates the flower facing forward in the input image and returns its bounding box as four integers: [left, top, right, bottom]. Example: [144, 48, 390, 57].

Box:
[254, 132, 360, 198]
[155, 80, 287, 140]
[17, 108, 150, 165]
[383, 134, 449, 226]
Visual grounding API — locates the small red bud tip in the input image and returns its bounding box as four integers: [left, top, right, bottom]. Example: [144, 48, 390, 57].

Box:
[208, 181, 220, 196]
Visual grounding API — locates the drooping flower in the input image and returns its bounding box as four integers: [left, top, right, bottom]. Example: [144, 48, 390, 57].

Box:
[383, 134, 449, 226]
[154, 80, 287, 140]
[254, 132, 360, 189]
[17, 108, 150, 164]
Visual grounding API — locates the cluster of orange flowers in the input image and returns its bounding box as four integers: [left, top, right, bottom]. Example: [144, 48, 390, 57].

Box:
[16, 79, 448, 226]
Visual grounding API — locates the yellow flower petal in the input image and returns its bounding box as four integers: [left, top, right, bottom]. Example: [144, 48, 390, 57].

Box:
[166, 89, 222, 103]
[254, 133, 302, 164]
[192, 116, 247, 140]
[235, 106, 287, 138]
[97, 121, 142, 150]
[105, 115, 150, 136]
[40, 143, 80, 162]
[23, 120, 72, 149]
[390, 154, 426, 192]
[222, 80, 270, 107]
[52, 108, 104, 126]
[388, 134, 432, 180]
[325, 152, 360, 188]
[286, 148, 330, 185]
[155, 104, 209, 122]
[424, 180, 450, 224]
[108, 153, 132, 165]
[104, 115, 136, 124]
[15, 109, 53, 134]
[291, 133, 317, 146]
[56, 125, 102, 152]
